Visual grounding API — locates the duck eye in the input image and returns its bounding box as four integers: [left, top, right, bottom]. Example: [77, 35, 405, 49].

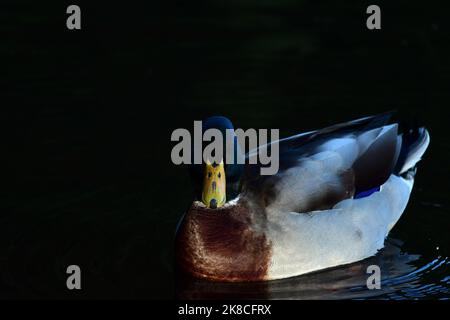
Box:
[208, 172, 212, 178]
[218, 173, 221, 179]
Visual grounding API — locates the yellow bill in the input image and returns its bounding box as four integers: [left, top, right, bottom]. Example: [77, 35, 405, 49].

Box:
[202, 160, 226, 209]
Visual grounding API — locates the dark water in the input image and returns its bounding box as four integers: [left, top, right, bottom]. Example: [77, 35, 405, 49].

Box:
[3, 1, 450, 299]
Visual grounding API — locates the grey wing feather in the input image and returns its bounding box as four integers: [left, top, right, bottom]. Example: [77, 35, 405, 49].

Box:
[242, 113, 401, 213]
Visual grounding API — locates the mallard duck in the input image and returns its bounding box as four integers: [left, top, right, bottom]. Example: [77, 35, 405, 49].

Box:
[175, 113, 430, 282]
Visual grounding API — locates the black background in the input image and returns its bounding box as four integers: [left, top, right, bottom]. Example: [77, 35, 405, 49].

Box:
[4, 0, 450, 299]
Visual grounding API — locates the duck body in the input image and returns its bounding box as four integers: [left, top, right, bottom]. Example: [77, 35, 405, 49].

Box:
[176, 113, 430, 281]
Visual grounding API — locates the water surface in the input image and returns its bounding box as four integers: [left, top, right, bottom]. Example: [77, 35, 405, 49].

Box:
[3, 0, 450, 299]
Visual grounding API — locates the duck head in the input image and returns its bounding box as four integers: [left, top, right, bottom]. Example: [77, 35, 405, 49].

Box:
[190, 116, 244, 202]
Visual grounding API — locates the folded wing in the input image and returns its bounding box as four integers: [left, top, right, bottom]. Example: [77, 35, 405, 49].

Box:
[242, 113, 402, 213]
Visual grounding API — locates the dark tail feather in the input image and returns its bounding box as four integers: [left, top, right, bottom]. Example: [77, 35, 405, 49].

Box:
[394, 123, 430, 175]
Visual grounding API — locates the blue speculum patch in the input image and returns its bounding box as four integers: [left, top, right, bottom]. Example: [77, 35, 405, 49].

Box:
[354, 186, 381, 199]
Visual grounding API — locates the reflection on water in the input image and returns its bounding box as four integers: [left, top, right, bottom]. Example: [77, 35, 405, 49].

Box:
[176, 238, 450, 300]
